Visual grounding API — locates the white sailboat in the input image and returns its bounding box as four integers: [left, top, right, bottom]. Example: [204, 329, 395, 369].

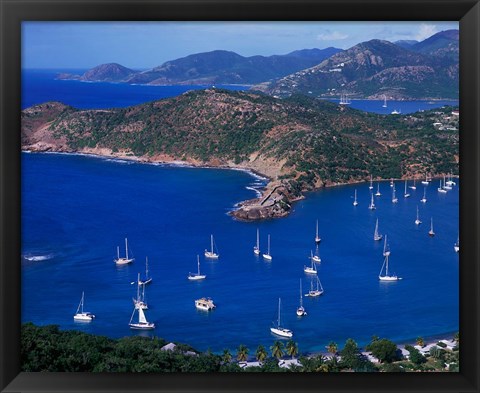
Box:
[446, 174, 456, 186]
[379, 235, 401, 281]
[404, 180, 410, 198]
[369, 175, 374, 190]
[339, 93, 351, 105]
[311, 247, 321, 263]
[454, 235, 459, 253]
[188, 255, 206, 281]
[443, 175, 452, 190]
[392, 186, 398, 203]
[304, 254, 317, 274]
[305, 276, 324, 297]
[420, 187, 427, 203]
[437, 179, 447, 193]
[263, 234, 273, 261]
[315, 220, 321, 244]
[375, 183, 381, 197]
[415, 206, 422, 225]
[129, 302, 155, 330]
[253, 228, 260, 255]
[391, 109, 401, 115]
[114, 237, 134, 265]
[73, 291, 95, 322]
[368, 193, 376, 210]
[133, 273, 148, 310]
[296, 280, 307, 316]
[374, 218, 383, 241]
[353, 189, 359, 206]
[428, 218, 435, 237]
[409, 179, 417, 190]
[421, 173, 429, 185]
[382, 95, 387, 108]
[204, 234, 219, 259]
[270, 298, 293, 338]
[138, 257, 152, 285]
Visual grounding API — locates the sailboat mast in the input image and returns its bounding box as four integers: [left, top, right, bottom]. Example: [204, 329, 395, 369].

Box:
[136, 273, 140, 301]
[145, 257, 149, 278]
[197, 255, 200, 275]
[316, 220, 318, 238]
[256, 228, 259, 249]
[80, 291, 84, 313]
[125, 238, 129, 259]
[117, 246, 120, 259]
[211, 235, 214, 254]
[268, 235, 270, 255]
[278, 298, 281, 327]
[299, 280, 303, 307]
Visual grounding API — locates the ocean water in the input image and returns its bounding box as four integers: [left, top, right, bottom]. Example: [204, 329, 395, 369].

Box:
[21, 152, 459, 354]
[22, 70, 458, 114]
[21, 69, 249, 110]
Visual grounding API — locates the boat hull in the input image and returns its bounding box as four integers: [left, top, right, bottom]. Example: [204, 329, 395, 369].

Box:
[204, 252, 219, 259]
[270, 327, 293, 338]
[129, 323, 155, 330]
[262, 254, 272, 261]
[379, 275, 400, 281]
[188, 274, 206, 281]
[73, 313, 95, 322]
[114, 257, 134, 265]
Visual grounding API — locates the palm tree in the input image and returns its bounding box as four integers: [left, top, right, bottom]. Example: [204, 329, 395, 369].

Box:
[236, 344, 249, 362]
[285, 340, 298, 359]
[222, 349, 232, 364]
[270, 340, 284, 360]
[255, 345, 268, 363]
[327, 341, 338, 356]
[416, 337, 425, 347]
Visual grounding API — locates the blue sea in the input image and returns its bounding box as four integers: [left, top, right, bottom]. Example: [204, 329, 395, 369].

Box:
[21, 70, 459, 354]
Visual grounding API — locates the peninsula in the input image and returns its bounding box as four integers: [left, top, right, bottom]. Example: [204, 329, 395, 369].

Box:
[21, 89, 459, 220]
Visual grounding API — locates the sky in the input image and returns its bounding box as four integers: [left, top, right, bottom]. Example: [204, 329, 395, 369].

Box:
[22, 21, 459, 70]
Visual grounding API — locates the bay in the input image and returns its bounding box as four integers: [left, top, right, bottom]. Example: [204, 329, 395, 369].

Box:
[21, 152, 459, 353]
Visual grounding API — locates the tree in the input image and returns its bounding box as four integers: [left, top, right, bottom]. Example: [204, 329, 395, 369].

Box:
[236, 344, 249, 362]
[416, 337, 425, 347]
[285, 340, 298, 359]
[404, 345, 426, 365]
[366, 338, 399, 363]
[327, 341, 338, 356]
[453, 332, 459, 345]
[222, 349, 232, 364]
[339, 338, 360, 368]
[255, 345, 268, 363]
[270, 341, 284, 359]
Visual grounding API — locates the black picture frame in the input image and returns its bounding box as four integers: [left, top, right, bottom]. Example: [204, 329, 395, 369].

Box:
[1, 0, 479, 392]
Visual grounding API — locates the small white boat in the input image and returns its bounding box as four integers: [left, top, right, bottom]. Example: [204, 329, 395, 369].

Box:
[263, 234, 273, 261]
[270, 298, 293, 338]
[374, 218, 383, 241]
[454, 235, 459, 253]
[195, 297, 216, 311]
[296, 279, 307, 316]
[311, 247, 321, 263]
[420, 187, 427, 203]
[138, 257, 152, 285]
[133, 273, 148, 310]
[314, 219, 321, 244]
[73, 291, 95, 322]
[353, 189, 359, 206]
[188, 255, 206, 281]
[446, 174, 456, 187]
[443, 175, 452, 190]
[428, 218, 435, 237]
[438, 179, 447, 193]
[409, 179, 417, 190]
[114, 237, 134, 265]
[375, 183, 381, 197]
[129, 303, 155, 330]
[421, 174, 429, 185]
[368, 193, 376, 210]
[305, 276, 324, 297]
[369, 175, 373, 190]
[379, 235, 401, 281]
[204, 234, 219, 259]
[304, 256, 317, 274]
[404, 180, 410, 198]
[390, 178, 394, 187]
[392, 186, 398, 203]
[415, 205, 422, 225]
[391, 109, 401, 115]
[253, 228, 260, 255]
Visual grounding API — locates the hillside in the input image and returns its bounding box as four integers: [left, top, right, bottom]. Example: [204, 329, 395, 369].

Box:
[22, 90, 459, 220]
[254, 32, 459, 100]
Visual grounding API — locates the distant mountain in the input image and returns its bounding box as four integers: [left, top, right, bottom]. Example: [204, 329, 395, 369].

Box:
[253, 33, 458, 100]
[57, 63, 139, 82]
[410, 29, 459, 61]
[394, 40, 419, 49]
[57, 48, 342, 85]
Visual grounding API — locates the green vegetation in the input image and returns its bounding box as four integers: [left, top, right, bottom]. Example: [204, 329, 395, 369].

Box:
[21, 323, 459, 373]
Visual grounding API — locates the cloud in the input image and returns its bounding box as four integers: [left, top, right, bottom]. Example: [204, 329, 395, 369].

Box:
[414, 23, 439, 41]
[317, 30, 349, 41]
